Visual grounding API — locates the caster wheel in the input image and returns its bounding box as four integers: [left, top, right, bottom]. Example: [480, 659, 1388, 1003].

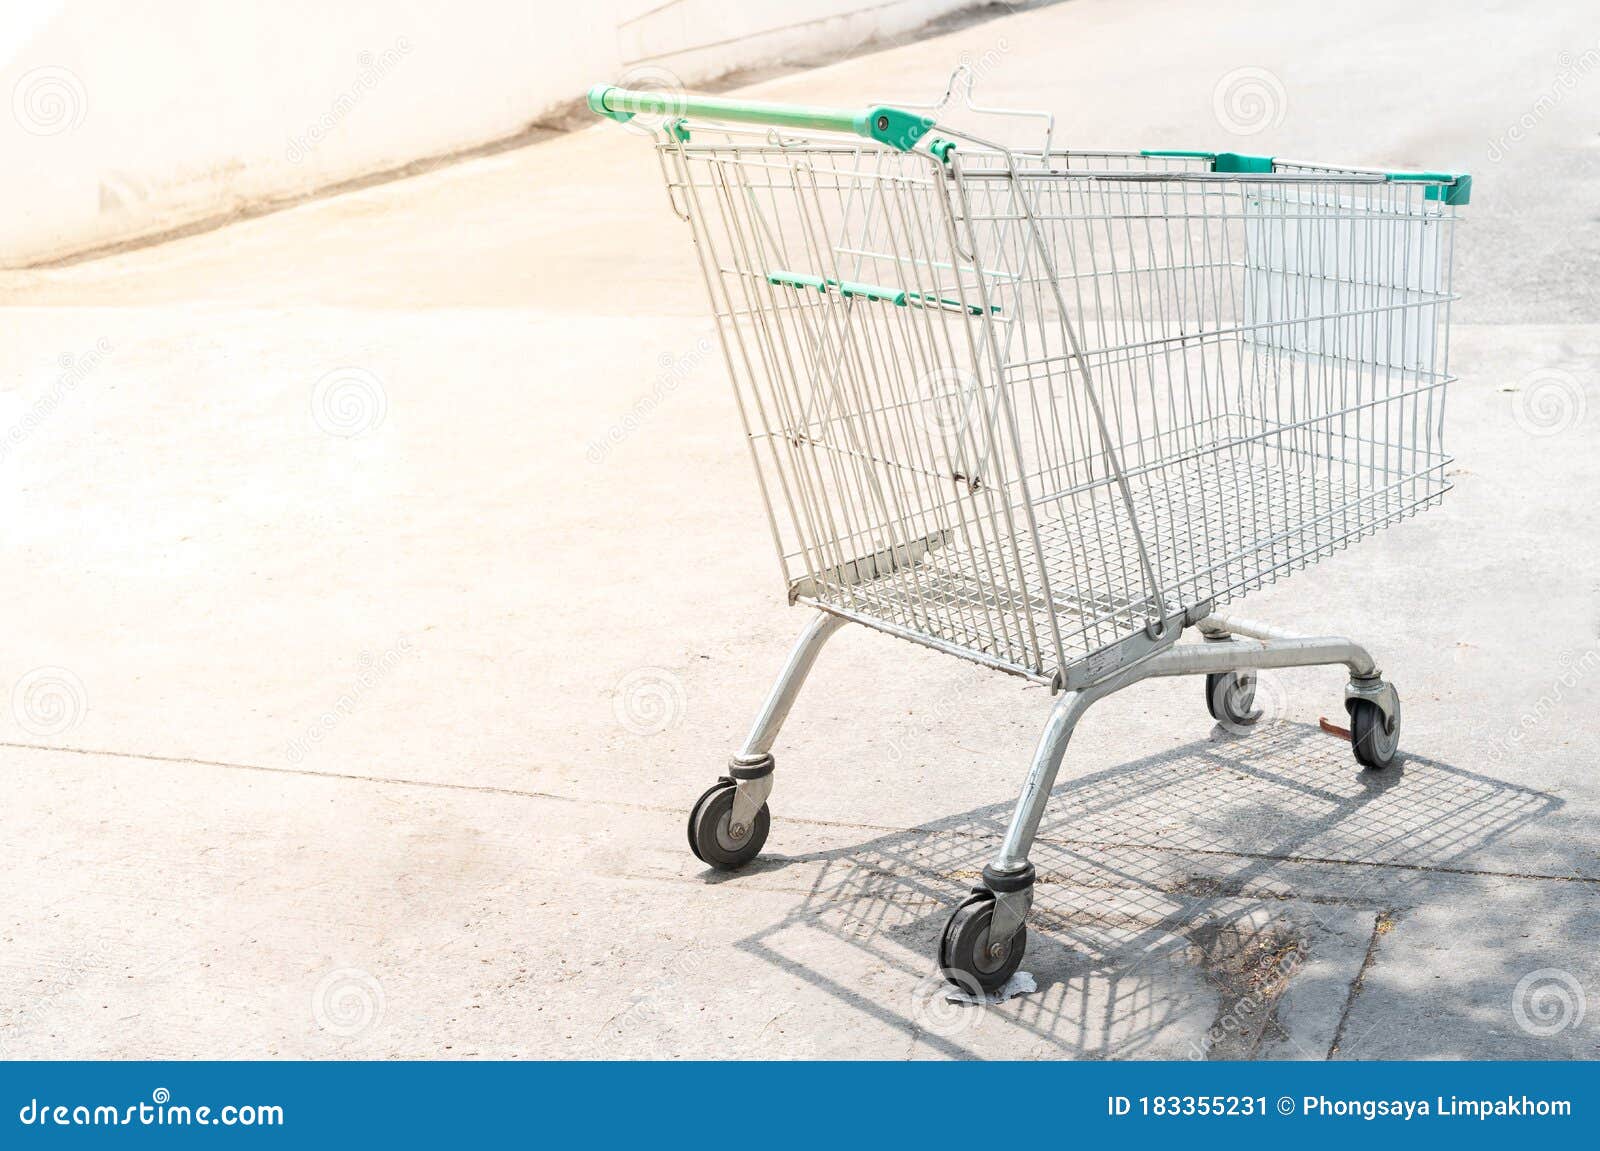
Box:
[687, 779, 769, 870]
[1206, 671, 1261, 726]
[939, 892, 1026, 992]
[1348, 691, 1401, 770]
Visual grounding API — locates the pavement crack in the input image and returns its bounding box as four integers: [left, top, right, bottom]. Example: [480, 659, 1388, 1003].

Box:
[1326, 909, 1396, 1059]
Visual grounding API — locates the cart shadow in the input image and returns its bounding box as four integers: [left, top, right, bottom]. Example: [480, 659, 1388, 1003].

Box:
[732, 721, 1561, 1059]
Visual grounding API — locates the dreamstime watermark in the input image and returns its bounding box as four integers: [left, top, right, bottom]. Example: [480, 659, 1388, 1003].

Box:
[613, 947, 709, 1030]
[611, 667, 686, 736]
[1505, 367, 1588, 437]
[0, 338, 114, 461]
[1187, 941, 1305, 1059]
[916, 366, 982, 438]
[1212, 66, 1286, 136]
[17, 1088, 283, 1128]
[10, 666, 89, 738]
[608, 63, 687, 138]
[1210, 669, 1292, 737]
[286, 39, 413, 163]
[11, 65, 87, 136]
[282, 638, 417, 763]
[1486, 44, 1600, 162]
[310, 366, 388, 437]
[955, 37, 1012, 86]
[1475, 641, 1600, 768]
[312, 967, 386, 1038]
[1511, 967, 1586, 1037]
[909, 969, 987, 1039]
[587, 338, 713, 462]
[0, 938, 115, 1057]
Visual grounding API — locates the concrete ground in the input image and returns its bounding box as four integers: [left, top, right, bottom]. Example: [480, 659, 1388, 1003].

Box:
[2, 0, 1598, 1059]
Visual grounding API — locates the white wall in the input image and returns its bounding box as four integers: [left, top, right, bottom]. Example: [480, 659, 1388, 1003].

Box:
[2, 0, 975, 266]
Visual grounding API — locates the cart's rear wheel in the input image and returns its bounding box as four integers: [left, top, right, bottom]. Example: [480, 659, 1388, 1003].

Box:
[687, 779, 769, 869]
[1206, 671, 1261, 727]
[939, 892, 1026, 992]
[1348, 692, 1401, 770]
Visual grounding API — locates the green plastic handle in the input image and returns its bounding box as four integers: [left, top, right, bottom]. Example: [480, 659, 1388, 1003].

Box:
[587, 84, 935, 151]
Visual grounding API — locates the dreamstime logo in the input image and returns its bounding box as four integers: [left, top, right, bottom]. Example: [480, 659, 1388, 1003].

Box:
[909, 970, 984, 1038]
[1211, 66, 1286, 136]
[1476, 642, 1600, 768]
[587, 338, 714, 463]
[12, 65, 87, 136]
[0, 338, 114, 461]
[916, 366, 982, 438]
[955, 38, 1012, 85]
[0, 937, 116, 1056]
[11, 667, 88, 738]
[311, 366, 388, 437]
[611, 667, 686, 736]
[611, 63, 686, 138]
[1511, 968, 1586, 1037]
[282, 637, 417, 763]
[1507, 367, 1587, 436]
[615, 947, 709, 1030]
[1486, 44, 1600, 162]
[1187, 941, 1305, 1059]
[312, 967, 386, 1038]
[286, 39, 412, 163]
[1211, 669, 1290, 737]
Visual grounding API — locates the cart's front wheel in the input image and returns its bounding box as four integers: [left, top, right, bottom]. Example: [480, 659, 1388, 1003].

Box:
[687, 779, 770, 869]
[1206, 671, 1261, 727]
[1348, 691, 1401, 770]
[939, 892, 1026, 992]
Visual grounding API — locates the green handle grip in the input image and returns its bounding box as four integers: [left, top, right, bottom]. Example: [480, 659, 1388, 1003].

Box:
[587, 84, 935, 151]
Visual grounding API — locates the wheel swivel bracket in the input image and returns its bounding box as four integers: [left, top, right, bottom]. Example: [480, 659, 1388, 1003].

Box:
[1344, 675, 1398, 733]
[728, 753, 774, 836]
[982, 862, 1035, 946]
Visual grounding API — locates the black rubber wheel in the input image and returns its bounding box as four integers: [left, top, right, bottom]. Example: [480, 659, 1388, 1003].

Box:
[1206, 671, 1260, 726]
[939, 892, 1026, 992]
[1349, 692, 1401, 770]
[687, 779, 769, 870]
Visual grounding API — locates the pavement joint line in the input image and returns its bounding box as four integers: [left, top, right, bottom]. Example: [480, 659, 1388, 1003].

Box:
[7, 740, 1591, 887]
[0, 740, 578, 805]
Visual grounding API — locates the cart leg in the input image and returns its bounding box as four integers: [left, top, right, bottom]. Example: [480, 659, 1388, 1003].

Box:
[939, 672, 1131, 991]
[686, 610, 847, 871]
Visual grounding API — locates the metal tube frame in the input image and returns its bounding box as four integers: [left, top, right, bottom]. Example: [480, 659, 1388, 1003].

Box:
[727, 610, 847, 830]
[982, 610, 1395, 943]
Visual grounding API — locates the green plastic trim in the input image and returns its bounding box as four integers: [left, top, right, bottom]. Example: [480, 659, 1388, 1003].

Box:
[768, 271, 827, 293]
[766, 272, 904, 304]
[1213, 152, 1275, 173]
[1387, 169, 1472, 205]
[768, 272, 1003, 314]
[1427, 175, 1471, 205]
[906, 290, 997, 316]
[836, 279, 907, 305]
[665, 118, 690, 142]
[588, 84, 934, 151]
[1137, 150, 1273, 173]
[587, 83, 630, 123]
[927, 138, 957, 163]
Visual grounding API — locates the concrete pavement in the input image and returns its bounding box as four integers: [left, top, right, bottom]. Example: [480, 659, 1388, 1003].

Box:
[2, 0, 1598, 1059]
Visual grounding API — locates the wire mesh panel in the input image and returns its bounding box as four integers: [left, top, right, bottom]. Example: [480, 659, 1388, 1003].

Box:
[665, 138, 1459, 687]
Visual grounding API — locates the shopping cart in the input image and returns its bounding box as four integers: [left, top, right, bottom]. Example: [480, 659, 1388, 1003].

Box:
[589, 70, 1468, 990]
